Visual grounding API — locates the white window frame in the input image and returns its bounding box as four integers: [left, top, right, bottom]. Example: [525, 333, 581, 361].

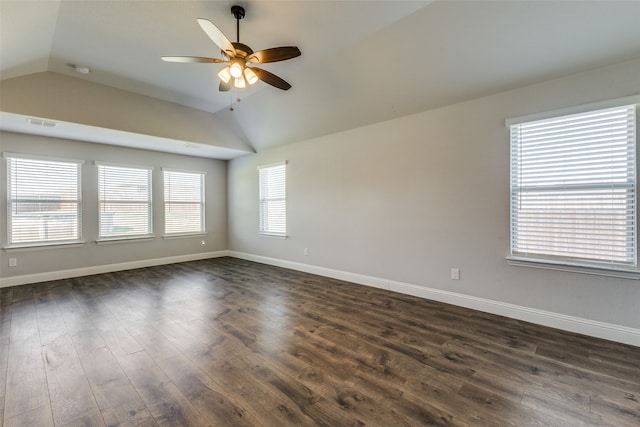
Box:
[96, 162, 153, 242]
[162, 168, 206, 237]
[4, 153, 84, 248]
[258, 161, 287, 238]
[506, 95, 640, 279]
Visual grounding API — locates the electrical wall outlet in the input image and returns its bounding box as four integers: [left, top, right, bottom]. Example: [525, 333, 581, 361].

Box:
[304, 247, 309, 256]
[9, 258, 17, 267]
[451, 268, 460, 280]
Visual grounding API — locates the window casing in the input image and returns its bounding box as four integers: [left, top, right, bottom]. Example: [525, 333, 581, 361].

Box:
[5, 154, 83, 247]
[98, 163, 152, 240]
[163, 169, 205, 235]
[509, 103, 637, 271]
[258, 162, 287, 237]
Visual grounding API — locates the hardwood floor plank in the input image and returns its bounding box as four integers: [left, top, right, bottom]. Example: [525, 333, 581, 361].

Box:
[536, 342, 640, 384]
[79, 347, 153, 427]
[35, 293, 101, 426]
[4, 299, 50, 421]
[55, 294, 108, 357]
[3, 404, 53, 427]
[246, 345, 426, 427]
[0, 338, 9, 402]
[58, 411, 106, 427]
[129, 328, 183, 361]
[457, 383, 562, 426]
[156, 353, 266, 426]
[45, 351, 100, 425]
[590, 395, 640, 426]
[3, 348, 49, 421]
[116, 351, 208, 427]
[520, 392, 607, 426]
[186, 346, 323, 426]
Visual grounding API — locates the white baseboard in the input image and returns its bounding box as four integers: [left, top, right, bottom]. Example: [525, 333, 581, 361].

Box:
[0, 250, 230, 288]
[229, 251, 390, 290]
[229, 251, 640, 347]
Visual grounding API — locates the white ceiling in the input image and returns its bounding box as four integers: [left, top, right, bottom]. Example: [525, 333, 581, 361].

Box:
[2, 0, 640, 156]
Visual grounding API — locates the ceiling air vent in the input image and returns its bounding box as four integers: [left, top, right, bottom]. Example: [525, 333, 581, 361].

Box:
[27, 118, 57, 127]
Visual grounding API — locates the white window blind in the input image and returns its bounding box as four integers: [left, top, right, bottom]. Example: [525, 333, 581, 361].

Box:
[259, 162, 286, 236]
[6, 155, 82, 246]
[510, 104, 637, 268]
[163, 170, 205, 235]
[98, 164, 152, 239]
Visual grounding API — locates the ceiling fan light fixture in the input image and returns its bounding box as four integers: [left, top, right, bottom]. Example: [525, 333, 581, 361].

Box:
[217, 66, 232, 83]
[244, 67, 258, 85]
[234, 76, 246, 89]
[162, 5, 300, 92]
[229, 61, 243, 78]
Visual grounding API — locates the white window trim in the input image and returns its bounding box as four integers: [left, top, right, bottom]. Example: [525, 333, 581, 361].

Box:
[5, 152, 86, 165]
[258, 232, 288, 239]
[162, 232, 207, 239]
[506, 257, 640, 280]
[162, 168, 206, 237]
[96, 162, 154, 241]
[4, 153, 84, 249]
[94, 160, 153, 168]
[3, 242, 86, 252]
[257, 160, 287, 170]
[505, 94, 640, 126]
[506, 96, 640, 278]
[96, 236, 155, 245]
[162, 167, 207, 175]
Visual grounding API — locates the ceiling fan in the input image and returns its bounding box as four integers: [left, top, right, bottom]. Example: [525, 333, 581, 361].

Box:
[162, 5, 301, 92]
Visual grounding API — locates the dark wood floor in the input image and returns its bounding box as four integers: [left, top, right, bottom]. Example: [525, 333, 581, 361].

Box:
[1, 257, 639, 426]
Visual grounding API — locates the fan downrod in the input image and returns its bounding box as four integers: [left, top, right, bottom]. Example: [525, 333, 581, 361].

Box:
[231, 5, 245, 43]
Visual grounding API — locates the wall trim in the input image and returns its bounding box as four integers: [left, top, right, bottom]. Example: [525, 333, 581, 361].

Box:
[229, 251, 390, 290]
[0, 250, 230, 288]
[228, 251, 640, 347]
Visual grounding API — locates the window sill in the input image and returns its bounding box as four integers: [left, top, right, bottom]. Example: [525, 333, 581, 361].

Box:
[162, 232, 207, 239]
[96, 236, 155, 245]
[3, 241, 86, 252]
[506, 256, 640, 280]
[259, 232, 288, 239]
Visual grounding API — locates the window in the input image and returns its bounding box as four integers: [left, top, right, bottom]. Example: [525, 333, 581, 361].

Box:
[509, 103, 637, 270]
[163, 169, 205, 235]
[5, 154, 83, 246]
[98, 163, 152, 239]
[259, 161, 286, 236]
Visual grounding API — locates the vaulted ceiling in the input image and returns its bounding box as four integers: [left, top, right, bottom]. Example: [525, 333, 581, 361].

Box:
[2, 1, 640, 157]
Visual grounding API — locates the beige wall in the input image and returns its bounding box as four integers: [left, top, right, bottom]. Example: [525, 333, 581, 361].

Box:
[0, 72, 253, 153]
[228, 58, 640, 330]
[0, 132, 228, 280]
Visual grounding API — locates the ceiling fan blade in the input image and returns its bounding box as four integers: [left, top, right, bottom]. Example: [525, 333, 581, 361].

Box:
[197, 18, 236, 57]
[161, 56, 225, 63]
[247, 46, 301, 64]
[219, 80, 233, 92]
[251, 67, 292, 91]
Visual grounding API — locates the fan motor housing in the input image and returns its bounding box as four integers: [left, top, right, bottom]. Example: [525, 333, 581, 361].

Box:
[231, 42, 253, 59]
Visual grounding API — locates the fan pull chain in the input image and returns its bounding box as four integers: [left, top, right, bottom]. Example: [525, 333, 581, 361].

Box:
[229, 88, 242, 111]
